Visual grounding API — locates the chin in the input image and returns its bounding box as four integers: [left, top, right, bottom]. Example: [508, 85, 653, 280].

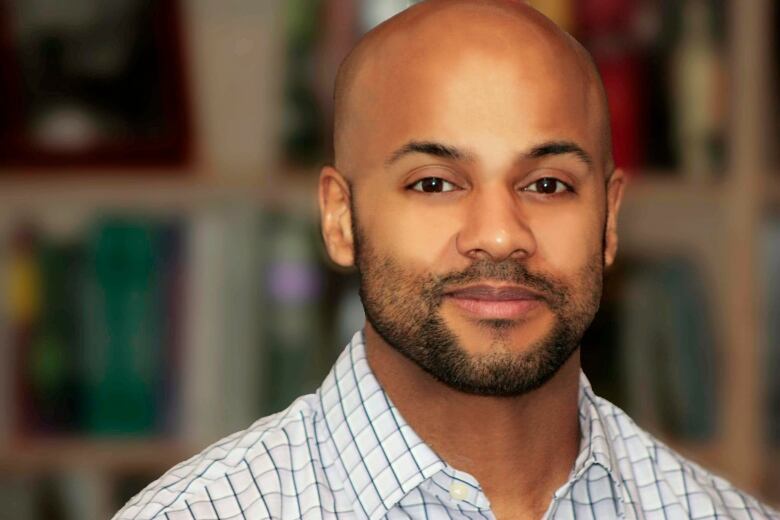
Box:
[449, 320, 550, 356]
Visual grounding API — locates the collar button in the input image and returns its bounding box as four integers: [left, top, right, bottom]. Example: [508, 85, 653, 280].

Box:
[450, 482, 469, 501]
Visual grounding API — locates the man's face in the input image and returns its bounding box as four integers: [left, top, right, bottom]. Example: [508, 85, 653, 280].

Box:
[353, 208, 603, 395]
[325, 13, 621, 396]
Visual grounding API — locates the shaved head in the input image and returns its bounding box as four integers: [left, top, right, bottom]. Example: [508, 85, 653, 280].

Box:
[332, 0, 613, 177]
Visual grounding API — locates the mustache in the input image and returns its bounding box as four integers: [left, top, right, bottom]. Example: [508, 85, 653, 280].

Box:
[425, 259, 567, 309]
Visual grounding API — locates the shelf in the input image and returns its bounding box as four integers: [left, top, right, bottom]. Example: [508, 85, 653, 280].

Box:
[623, 173, 724, 202]
[0, 167, 320, 216]
[0, 437, 198, 475]
[767, 175, 780, 209]
[618, 175, 725, 259]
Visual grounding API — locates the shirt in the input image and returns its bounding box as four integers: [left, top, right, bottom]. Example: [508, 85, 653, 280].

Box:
[115, 330, 780, 519]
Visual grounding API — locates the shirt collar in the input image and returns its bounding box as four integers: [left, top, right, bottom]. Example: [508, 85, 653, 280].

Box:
[319, 331, 624, 518]
[318, 330, 446, 520]
[572, 371, 622, 482]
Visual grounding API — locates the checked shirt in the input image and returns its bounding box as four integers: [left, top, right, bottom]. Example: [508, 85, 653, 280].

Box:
[115, 331, 779, 519]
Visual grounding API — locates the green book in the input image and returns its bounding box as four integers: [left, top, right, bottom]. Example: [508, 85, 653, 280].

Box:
[81, 218, 163, 435]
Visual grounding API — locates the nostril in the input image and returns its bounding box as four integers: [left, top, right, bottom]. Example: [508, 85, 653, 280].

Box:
[509, 248, 531, 260]
[464, 246, 530, 262]
[466, 249, 489, 260]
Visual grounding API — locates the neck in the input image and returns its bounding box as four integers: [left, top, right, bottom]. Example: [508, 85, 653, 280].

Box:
[364, 324, 581, 518]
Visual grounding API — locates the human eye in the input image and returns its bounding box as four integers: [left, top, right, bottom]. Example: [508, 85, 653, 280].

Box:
[407, 177, 460, 193]
[521, 177, 573, 195]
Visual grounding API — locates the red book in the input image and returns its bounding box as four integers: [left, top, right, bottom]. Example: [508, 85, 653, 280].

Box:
[596, 51, 645, 171]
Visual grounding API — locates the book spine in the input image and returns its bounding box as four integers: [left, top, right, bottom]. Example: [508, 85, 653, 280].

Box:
[157, 220, 186, 435]
[670, 0, 725, 179]
[261, 211, 326, 415]
[0, 226, 11, 442]
[80, 218, 164, 435]
[764, 220, 780, 445]
[8, 226, 43, 436]
[180, 209, 229, 444]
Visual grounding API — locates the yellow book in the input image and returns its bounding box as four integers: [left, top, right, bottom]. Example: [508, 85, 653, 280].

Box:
[526, 0, 575, 33]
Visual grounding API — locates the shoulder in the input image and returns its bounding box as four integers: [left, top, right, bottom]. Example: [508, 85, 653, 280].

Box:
[588, 393, 779, 519]
[112, 393, 331, 520]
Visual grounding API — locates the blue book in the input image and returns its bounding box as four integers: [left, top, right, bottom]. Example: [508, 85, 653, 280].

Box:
[620, 258, 717, 440]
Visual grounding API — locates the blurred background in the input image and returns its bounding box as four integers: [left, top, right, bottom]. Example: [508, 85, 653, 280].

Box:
[0, 0, 777, 517]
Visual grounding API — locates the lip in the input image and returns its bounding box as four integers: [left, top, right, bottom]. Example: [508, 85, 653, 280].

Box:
[444, 284, 543, 320]
[445, 284, 542, 300]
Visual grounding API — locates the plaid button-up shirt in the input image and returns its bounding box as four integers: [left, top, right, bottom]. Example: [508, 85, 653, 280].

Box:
[116, 331, 779, 519]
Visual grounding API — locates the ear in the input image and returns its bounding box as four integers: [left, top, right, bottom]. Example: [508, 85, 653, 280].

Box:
[603, 168, 626, 270]
[319, 165, 355, 267]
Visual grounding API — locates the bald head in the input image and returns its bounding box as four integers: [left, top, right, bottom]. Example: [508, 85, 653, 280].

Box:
[332, 0, 612, 177]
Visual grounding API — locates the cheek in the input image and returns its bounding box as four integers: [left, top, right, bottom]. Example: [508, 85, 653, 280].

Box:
[531, 207, 603, 274]
[365, 197, 460, 265]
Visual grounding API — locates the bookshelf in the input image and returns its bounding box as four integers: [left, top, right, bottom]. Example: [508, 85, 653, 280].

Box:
[769, 176, 780, 208]
[0, 0, 778, 517]
[0, 438, 196, 475]
[0, 171, 318, 215]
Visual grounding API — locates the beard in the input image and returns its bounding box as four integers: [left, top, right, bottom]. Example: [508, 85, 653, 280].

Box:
[352, 213, 605, 397]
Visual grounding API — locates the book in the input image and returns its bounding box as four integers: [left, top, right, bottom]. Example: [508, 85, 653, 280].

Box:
[80, 218, 169, 435]
[8, 225, 45, 435]
[260, 211, 327, 415]
[670, 0, 725, 179]
[180, 206, 266, 443]
[0, 225, 14, 441]
[179, 208, 229, 444]
[527, 0, 575, 32]
[24, 235, 83, 433]
[619, 257, 717, 439]
[764, 219, 780, 445]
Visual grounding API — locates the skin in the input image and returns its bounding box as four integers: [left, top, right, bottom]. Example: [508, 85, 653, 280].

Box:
[318, 1, 626, 518]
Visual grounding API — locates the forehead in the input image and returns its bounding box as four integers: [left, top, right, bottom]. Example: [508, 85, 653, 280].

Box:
[345, 21, 603, 172]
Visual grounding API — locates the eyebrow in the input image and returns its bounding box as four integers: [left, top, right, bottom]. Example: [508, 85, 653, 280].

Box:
[384, 139, 593, 169]
[527, 141, 593, 168]
[384, 141, 473, 166]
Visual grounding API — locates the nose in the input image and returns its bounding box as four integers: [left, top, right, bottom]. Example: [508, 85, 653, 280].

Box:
[455, 186, 537, 262]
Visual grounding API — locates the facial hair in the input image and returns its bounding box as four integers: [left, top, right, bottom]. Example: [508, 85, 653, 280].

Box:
[352, 210, 605, 397]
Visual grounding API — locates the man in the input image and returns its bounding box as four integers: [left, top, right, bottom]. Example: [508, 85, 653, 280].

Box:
[115, 1, 779, 518]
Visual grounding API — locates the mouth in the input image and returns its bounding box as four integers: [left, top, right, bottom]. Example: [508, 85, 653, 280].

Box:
[443, 284, 543, 320]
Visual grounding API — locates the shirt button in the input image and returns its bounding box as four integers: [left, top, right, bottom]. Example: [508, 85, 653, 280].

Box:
[450, 482, 469, 501]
